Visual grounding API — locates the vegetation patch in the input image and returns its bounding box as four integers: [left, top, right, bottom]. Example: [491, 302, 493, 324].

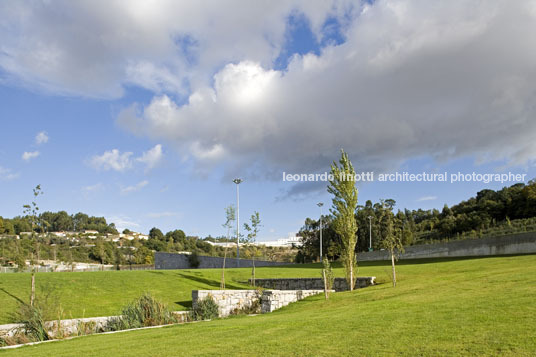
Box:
[191, 295, 219, 321]
[106, 293, 177, 331]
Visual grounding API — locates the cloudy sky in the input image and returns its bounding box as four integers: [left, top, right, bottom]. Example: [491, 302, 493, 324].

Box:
[1, 0, 535, 240]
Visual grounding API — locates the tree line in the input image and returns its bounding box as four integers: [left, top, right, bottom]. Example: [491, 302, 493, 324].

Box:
[296, 179, 536, 263]
[0, 211, 119, 235]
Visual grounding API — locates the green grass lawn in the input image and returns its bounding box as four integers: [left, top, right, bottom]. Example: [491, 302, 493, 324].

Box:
[0, 262, 376, 324]
[1, 255, 535, 356]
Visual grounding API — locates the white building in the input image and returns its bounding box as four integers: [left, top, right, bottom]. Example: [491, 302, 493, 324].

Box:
[259, 234, 303, 248]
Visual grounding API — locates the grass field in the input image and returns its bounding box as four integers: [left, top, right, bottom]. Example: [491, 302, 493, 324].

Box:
[0, 262, 387, 324]
[1, 254, 535, 356]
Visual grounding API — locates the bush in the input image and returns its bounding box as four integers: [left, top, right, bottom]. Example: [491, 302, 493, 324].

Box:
[192, 295, 219, 321]
[106, 293, 177, 331]
[14, 303, 50, 341]
[188, 251, 200, 268]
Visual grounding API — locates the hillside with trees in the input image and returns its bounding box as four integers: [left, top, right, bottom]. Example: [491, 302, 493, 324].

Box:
[296, 179, 536, 262]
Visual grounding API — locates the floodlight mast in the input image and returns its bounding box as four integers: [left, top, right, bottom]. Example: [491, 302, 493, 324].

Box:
[317, 202, 324, 260]
[233, 178, 243, 267]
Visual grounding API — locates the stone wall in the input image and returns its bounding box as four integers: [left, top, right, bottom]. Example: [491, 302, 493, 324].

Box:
[192, 289, 327, 317]
[251, 277, 376, 292]
[357, 232, 536, 261]
[155, 252, 290, 269]
[261, 290, 327, 313]
[0, 311, 190, 339]
[192, 289, 262, 317]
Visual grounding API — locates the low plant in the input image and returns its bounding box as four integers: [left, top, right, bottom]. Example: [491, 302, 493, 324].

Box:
[106, 293, 177, 331]
[14, 303, 50, 341]
[77, 319, 97, 336]
[0, 333, 31, 347]
[191, 295, 219, 321]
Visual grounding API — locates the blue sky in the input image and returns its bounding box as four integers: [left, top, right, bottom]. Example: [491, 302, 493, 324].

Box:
[1, 1, 535, 241]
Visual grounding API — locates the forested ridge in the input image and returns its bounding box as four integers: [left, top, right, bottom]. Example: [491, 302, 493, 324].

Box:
[296, 180, 536, 262]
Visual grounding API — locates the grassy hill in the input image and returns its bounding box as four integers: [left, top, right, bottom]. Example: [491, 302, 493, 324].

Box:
[0, 262, 382, 324]
[1, 255, 535, 356]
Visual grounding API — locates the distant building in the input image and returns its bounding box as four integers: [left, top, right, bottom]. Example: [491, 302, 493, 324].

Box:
[259, 234, 303, 248]
[83, 230, 99, 234]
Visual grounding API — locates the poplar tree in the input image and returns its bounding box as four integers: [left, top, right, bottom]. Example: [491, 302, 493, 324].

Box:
[221, 205, 235, 289]
[244, 211, 261, 287]
[328, 150, 359, 290]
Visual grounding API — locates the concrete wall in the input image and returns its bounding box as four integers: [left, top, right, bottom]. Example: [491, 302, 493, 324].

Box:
[192, 289, 326, 317]
[155, 252, 290, 269]
[251, 277, 375, 292]
[357, 232, 536, 261]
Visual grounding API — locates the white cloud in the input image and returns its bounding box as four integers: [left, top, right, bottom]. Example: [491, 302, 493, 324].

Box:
[0, 1, 349, 98]
[416, 196, 437, 202]
[3, 1, 536, 195]
[136, 144, 163, 171]
[35, 131, 49, 145]
[22, 151, 40, 161]
[90, 149, 133, 172]
[147, 211, 180, 219]
[120, 180, 149, 194]
[107, 214, 140, 232]
[117, 1, 536, 186]
[0, 166, 19, 180]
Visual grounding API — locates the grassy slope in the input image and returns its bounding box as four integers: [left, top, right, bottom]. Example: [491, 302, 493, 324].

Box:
[2, 255, 535, 356]
[0, 263, 363, 323]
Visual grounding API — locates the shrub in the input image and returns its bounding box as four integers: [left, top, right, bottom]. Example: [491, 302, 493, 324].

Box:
[192, 295, 219, 321]
[188, 251, 200, 268]
[14, 303, 50, 341]
[106, 293, 177, 331]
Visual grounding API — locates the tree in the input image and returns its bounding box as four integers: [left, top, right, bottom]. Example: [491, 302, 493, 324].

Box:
[379, 204, 404, 287]
[23, 185, 44, 306]
[221, 205, 235, 289]
[149, 227, 164, 241]
[243, 211, 261, 287]
[328, 150, 359, 291]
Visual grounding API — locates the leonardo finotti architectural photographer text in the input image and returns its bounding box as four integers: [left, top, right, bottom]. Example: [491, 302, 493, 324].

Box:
[282, 171, 527, 184]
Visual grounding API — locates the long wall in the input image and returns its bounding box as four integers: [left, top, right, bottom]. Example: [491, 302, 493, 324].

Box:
[357, 232, 536, 261]
[155, 252, 290, 270]
[251, 277, 376, 292]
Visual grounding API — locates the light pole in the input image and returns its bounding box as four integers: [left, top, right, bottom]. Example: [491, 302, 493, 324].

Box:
[367, 216, 373, 251]
[233, 178, 243, 267]
[317, 202, 323, 261]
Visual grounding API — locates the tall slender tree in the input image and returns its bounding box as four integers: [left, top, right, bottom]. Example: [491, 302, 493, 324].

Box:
[328, 150, 359, 290]
[379, 203, 404, 287]
[23, 185, 43, 306]
[221, 205, 235, 289]
[244, 211, 261, 287]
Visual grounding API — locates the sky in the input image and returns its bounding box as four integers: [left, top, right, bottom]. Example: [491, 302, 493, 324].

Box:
[1, 0, 536, 241]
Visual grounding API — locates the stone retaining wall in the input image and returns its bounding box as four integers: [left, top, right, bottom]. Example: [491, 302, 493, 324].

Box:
[261, 290, 327, 313]
[0, 311, 190, 339]
[192, 289, 327, 317]
[251, 277, 376, 292]
[192, 290, 262, 317]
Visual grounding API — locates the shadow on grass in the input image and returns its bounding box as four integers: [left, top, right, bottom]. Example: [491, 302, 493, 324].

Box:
[146, 271, 166, 275]
[174, 300, 192, 309]
[0, 287, 25, 305]
[176, 272, 245, 290]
